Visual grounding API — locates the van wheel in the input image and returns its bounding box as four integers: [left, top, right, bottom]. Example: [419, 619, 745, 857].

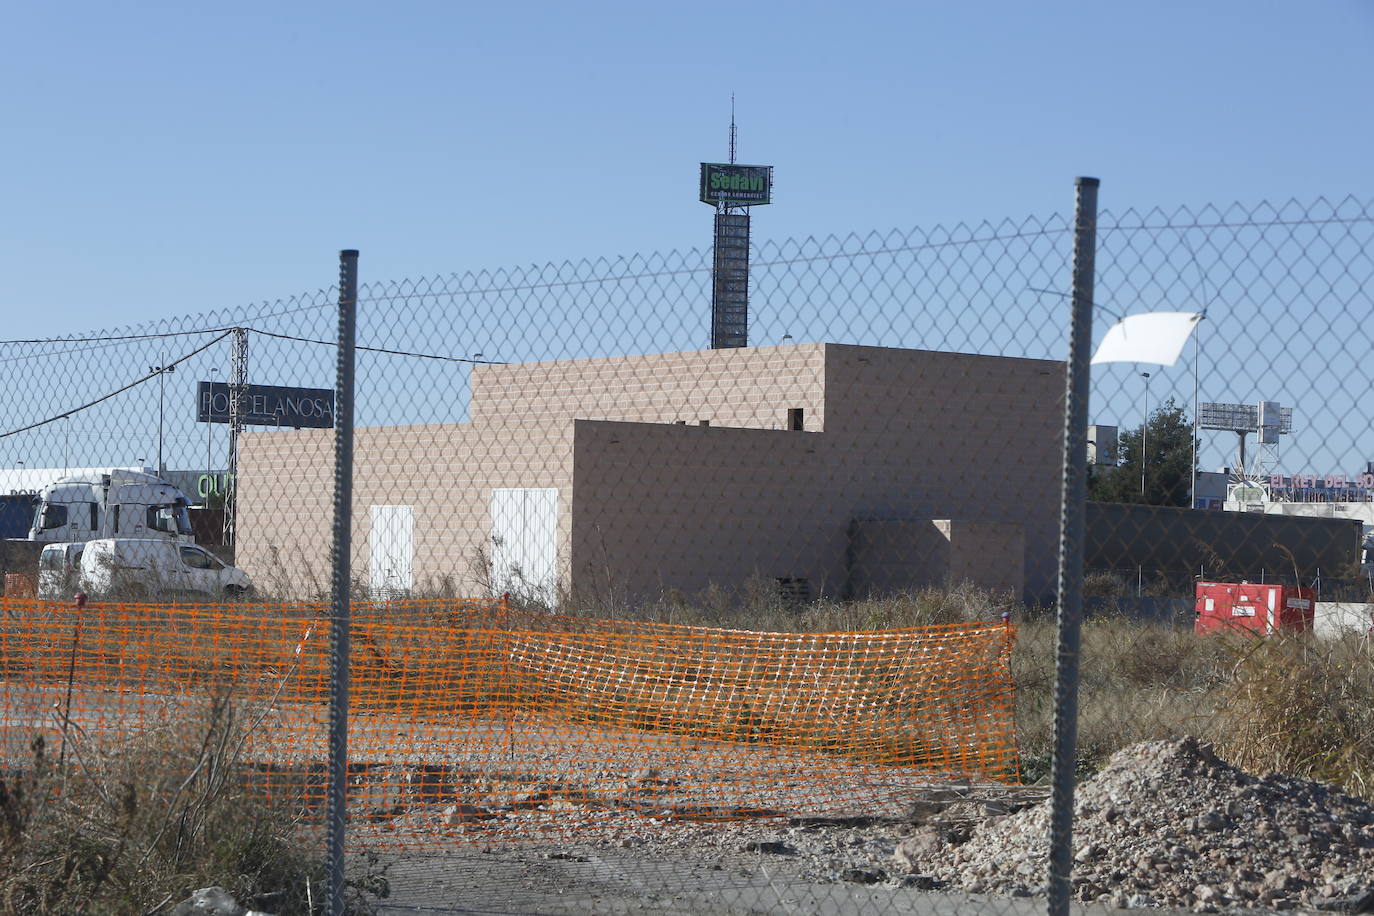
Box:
[225, 585, 247, 599]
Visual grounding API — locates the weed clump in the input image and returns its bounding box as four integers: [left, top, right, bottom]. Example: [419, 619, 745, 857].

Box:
[0, 694, 334, 915]
[1212, 633, 1374, 798]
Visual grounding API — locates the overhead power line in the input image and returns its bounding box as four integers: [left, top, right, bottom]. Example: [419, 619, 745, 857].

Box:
[0, 332, 233, 440]
[0, 327, 235, 346]
[243, 329, 503, 364]
[0, 326, 494, 365]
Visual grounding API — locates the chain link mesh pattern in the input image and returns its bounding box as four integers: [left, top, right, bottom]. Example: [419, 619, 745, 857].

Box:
[1, 192, 1372, 913]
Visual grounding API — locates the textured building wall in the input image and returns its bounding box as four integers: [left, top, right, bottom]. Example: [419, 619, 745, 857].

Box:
[846, 520, 952, 597]
[471, 344, 827, 432]
[565, 345, 1060, 603]
[233, 427, 334, 595]
[236, 343, 1064, 604]
[946, 519, 1025, 596]
[818, 345, 1064, 601]
[845, 519, 1024, 598]
[569, 420, 846, 603]
[236, 420, 575, 597]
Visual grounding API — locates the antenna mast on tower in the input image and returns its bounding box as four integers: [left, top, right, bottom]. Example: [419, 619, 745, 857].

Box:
[699, 96, 772, 349]
[729, 93, 737, 164]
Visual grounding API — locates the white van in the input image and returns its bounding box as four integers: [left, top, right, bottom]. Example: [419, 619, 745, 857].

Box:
[78, 538, 252, 600]
[38, 542, 86, 600]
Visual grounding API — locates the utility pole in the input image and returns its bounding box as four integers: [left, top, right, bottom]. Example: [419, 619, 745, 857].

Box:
[207, 368, 219, 496]
[150, 355, 176, 477]
[224, 329, 248, 545]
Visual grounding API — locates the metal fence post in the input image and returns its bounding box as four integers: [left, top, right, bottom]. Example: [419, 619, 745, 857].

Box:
[1048, 178, 1097, 915]
[326, 249, 359, 916]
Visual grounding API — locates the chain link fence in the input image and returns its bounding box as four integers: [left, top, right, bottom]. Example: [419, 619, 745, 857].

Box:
[0, 187, 1371, 914]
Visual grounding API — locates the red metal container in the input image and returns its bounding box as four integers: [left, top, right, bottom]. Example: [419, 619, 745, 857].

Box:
[1194, 581, 1315, 636]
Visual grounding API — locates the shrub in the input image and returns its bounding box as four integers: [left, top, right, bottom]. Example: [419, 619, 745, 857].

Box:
[0, 692, 353, 915]
[1014, 614, 1233, 785]
[1211, 632, 1374, 797]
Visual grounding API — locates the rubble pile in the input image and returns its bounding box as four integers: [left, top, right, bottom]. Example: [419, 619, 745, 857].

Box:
[906, 737, 1374, 911]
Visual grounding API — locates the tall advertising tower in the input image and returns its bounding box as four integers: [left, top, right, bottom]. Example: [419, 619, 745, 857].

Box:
[700, 105, 772, 349]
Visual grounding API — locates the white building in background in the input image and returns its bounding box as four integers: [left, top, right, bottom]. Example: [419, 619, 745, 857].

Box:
[1225, 469, 1374, 571]
[1087, 424, 1118, 467]
[1193, 470, 1230, 510]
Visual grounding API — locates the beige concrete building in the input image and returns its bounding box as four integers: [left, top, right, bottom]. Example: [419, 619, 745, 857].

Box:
[234, 343, 1064, 604]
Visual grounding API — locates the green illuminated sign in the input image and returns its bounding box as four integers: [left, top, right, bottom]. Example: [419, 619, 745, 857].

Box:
[699, 163, 772, 206]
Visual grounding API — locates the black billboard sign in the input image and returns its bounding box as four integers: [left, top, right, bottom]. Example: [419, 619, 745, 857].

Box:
[196, 381, 335, 429]
[699, 163, 773, 207]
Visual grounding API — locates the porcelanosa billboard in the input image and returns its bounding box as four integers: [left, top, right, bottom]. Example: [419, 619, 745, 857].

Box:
[196, 381, 335, 429]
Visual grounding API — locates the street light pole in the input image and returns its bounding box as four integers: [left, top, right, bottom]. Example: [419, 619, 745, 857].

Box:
[150, 356, 176, 477]
[1140, 371, 1152, 499]
[207, 368, 219, 494]
[1191, 317, 1203, 509]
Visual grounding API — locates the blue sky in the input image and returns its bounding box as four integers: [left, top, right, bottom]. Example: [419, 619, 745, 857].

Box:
[4, 0, 1370, 338]
[2, 1, 1372, 479]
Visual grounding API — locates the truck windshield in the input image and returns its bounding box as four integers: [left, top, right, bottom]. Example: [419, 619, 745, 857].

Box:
[36, 504, 68, 531]
[147, 504, 193, 536]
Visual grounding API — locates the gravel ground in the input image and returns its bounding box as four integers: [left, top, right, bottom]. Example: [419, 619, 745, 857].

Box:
[9, 680, 1370, 913]
[913, 737, 1374, 912]
[359, 738, 1374, 915]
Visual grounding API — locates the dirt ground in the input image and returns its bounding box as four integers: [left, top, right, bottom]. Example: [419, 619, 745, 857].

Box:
[362, 843, 1218, 916]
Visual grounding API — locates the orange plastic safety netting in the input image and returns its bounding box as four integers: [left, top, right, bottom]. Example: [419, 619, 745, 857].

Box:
[0, 597, 1017, 845]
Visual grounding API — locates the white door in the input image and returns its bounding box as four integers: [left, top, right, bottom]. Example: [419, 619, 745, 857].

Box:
[489, 488, 558, 600]
[369, 505, 414, 598]
[175, 545, 221, 596]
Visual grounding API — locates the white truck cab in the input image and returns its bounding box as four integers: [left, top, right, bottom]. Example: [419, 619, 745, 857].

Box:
[29, 470, 193, 544]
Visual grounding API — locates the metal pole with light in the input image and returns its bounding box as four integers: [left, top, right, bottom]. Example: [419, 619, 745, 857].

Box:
[1191, 318, 1201, 508]
[150, 355, 176, 477]
[1140, 371, 1151, 498]
[207, 368, 219, 492]
[154, 359, 163, 475]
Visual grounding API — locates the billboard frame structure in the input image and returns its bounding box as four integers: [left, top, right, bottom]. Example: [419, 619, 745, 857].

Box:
[1199, 400, 1295, 485]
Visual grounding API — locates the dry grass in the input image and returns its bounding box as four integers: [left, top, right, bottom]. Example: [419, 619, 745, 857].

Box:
[0, 693, 337, 915]
[557, 578, 1018, 633]
[1210, 632, 1374, 797]
[956, 602, 1373, 798]
[1011, 612, 1235, 783]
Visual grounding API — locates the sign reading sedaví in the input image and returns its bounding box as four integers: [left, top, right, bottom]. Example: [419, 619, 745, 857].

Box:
[196, 381, 335, 429]
[699, 163, 773, 207]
